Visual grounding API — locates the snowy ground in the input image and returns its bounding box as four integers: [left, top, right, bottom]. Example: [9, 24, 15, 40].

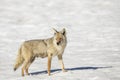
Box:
[0, 0, 120, 80]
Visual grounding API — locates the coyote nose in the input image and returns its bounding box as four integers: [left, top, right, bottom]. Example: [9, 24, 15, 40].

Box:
[57, 42, 59, 45]
[57, 41, 61, 45]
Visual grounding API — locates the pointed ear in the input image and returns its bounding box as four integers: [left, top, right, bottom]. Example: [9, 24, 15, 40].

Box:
[52, 28, 58, 34]
[61, 28, 66, 35]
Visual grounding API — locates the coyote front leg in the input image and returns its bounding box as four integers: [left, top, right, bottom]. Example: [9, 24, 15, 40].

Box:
[47, 54, 52, 76]
[58, 55, 67, 72]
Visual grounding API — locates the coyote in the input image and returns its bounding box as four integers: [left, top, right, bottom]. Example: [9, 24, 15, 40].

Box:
[14, 28, 67, 76]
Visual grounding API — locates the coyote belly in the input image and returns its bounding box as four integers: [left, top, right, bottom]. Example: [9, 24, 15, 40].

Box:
[14, 28, 67, 76]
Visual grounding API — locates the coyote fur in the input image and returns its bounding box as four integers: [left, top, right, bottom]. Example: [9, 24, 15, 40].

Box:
[14, 28, 67, 76]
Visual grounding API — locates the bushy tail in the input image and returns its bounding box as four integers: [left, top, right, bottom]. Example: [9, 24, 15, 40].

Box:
[14, 47, 24, 71]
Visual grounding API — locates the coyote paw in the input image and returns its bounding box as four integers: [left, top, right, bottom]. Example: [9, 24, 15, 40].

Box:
[62, 69, 67, 72]
[22, 74, 24, 77]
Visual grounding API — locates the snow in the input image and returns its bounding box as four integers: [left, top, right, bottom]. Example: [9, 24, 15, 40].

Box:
[0, 0, 120, 80]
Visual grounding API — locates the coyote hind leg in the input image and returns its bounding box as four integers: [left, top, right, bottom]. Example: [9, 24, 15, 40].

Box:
[21, 61, 29, 76]
[25, 57, 35, 75]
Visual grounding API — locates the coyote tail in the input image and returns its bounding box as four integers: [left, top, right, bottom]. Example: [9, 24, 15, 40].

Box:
[14, 47, 24, 71]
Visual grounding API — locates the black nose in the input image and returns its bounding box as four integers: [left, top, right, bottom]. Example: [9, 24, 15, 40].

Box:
[57, 41, 60, 45]
[57, 42, 59, 45]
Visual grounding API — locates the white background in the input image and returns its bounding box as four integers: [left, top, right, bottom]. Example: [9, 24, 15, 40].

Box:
[0, 0, 120, 80]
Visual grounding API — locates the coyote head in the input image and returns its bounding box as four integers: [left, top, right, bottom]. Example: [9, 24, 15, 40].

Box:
[53, 28, 66, 46]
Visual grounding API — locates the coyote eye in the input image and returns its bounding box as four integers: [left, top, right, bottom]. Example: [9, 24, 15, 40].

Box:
[59, 38, 62, 40]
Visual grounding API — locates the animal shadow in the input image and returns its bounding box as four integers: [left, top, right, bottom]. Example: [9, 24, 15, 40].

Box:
[30, 66, 112, 75]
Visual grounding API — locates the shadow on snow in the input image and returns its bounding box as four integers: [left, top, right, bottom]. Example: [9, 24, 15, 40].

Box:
[30, 66, 112, 75]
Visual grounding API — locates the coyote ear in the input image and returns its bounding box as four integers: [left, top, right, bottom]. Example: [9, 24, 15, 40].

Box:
[62, 28, 66, 35]
[52, 28, 58, 34]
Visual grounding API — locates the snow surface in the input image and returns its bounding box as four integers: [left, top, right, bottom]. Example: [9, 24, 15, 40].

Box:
[0, 0, 120, 80]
